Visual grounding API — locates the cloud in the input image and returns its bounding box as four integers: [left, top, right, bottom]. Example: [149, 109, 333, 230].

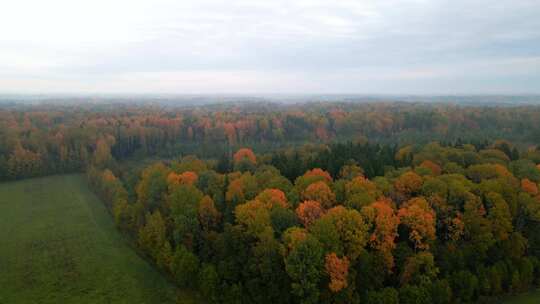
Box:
[0, 0, 539, 94]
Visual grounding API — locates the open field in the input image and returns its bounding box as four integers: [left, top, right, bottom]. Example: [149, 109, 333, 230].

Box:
[501, 290, 540, 304]
[0, 175, 196, 303]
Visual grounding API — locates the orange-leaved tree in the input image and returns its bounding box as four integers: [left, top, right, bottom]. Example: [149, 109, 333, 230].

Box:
[255, 188, 289, 209]
[198, 195, 221, 231]
[233, 148, 257, 171]
[168, 171, 198, 187]
[362, 198, 400, 269]
[521, 178, 539, 196]
[419, 160, 442, 176]
[398, 197, 436, 251]
[325, 253, 350, 292]
[296, 200, 325, 228]
[302, 181, 336, 209]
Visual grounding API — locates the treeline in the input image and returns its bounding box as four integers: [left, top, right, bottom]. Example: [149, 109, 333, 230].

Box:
[88, 141, 540, 304]
[268, 142, 398, 180]
[3, 102, 540, 180]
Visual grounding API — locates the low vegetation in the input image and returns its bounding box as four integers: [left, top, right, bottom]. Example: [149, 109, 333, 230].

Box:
[501, 289, 540, 303]
[0, 175, 196, 303]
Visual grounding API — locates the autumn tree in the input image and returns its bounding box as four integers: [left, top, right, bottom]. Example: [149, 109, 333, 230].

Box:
[223, 122, 237, 144]
[235, 200, 272, 236]
[225, 172, 259, 205]
[302, 181, 336, 209]
[325, 252, 350, 292]
[171, 155, 208, 174]
[398, 197, 436, 251]
[296, 200, 325, 228]
[7, 143, 43, 179]
[136, 162, 170, 212]
[113, 197, 132, 231]
[395, 145, 414, 166]
[394, 171, 423, 200]
[467, 164, 514, 183]
[304, 168, 333, 182]
[93, 137, 114, 168]
[418, 160, 442, 176]
[447, 212, 465, 242]
[168, 171, 198, 188]
[345, 176, 380, 210]
[198, 195, 221, 231]
[310, 206, 369, 261]
[295, 168, 333, 196]
[138, 211, 172, 269]
[339, 163, 364, 180]
[282, 227, 309, 253]
[362, 198, 400, 269]
[254, 165, 294, 194]
[521, 178, 539, 196]
[233, 148, 257, 171]
[255, 188, 289, 209]
[181, 171, 199, 185]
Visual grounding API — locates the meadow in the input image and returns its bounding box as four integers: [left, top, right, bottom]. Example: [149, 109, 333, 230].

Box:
[0, 175, 198, 303]
[501, 289, 540, 304]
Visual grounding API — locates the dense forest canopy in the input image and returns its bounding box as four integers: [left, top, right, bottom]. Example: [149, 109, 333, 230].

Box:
[2, 101, 540, 304]
[1, 101, 540, 180]
[87, 140, 540, 304]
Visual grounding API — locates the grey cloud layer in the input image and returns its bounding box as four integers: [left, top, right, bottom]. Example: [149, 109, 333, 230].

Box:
[0, 0, 539, 94]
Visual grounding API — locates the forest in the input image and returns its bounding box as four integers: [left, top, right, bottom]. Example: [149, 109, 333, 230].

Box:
[1, 101, 540, 181]
[2, 101, 540, 303]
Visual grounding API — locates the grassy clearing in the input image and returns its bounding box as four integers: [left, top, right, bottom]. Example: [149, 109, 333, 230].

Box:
[500, 289, 540, 304]
[0, 174, 197, 303]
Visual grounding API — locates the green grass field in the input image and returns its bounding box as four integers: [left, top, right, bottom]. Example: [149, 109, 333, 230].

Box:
[0, 174, 198, 303]
[500, 289, 540, 304]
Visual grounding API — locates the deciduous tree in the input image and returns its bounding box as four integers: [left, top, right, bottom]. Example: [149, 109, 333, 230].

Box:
[302, 181, 336, 209]
[296, 200, 324, 228]
[395, 171, 423, 199]
[325, 253, 350, 292]
[198, 195, 221, 231]
[398, 197, 436, 251]
[521, 178, 538, 196]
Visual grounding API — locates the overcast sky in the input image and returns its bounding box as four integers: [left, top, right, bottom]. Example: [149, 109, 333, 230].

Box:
[1, 0, 539, 94]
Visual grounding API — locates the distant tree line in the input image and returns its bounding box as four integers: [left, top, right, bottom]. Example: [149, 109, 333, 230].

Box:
[2, 102, 540, 180]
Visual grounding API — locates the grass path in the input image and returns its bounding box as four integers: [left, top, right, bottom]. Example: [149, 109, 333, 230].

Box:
[0, 175, 193, 303]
